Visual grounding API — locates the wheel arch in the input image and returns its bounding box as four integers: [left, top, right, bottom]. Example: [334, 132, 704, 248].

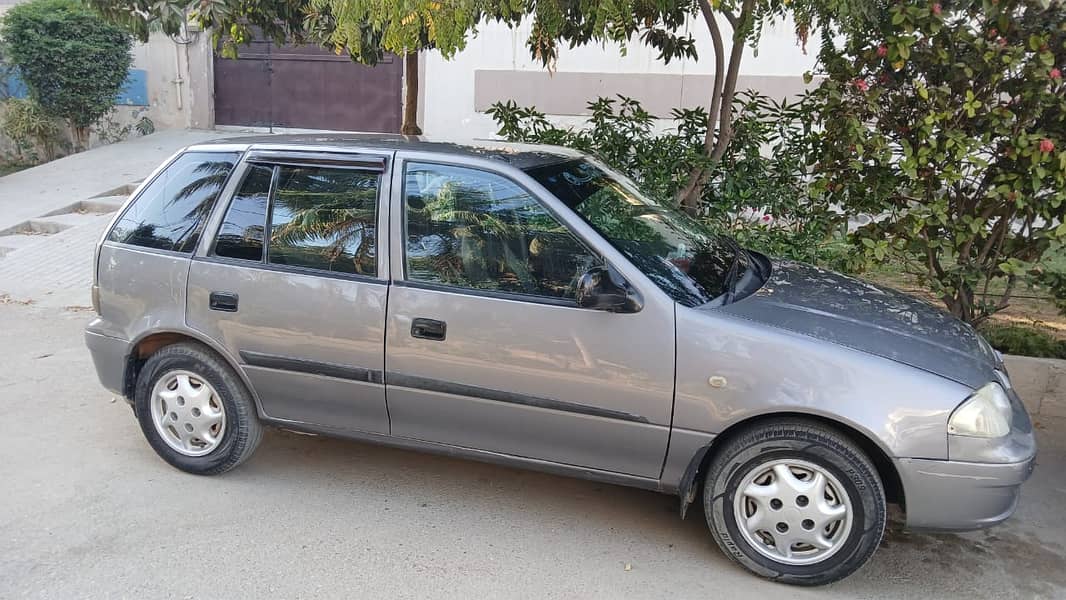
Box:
[678, 412, 904, 519]
[124, 329, 262, 415]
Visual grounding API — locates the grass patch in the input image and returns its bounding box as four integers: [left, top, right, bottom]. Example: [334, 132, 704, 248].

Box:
[0, 163, 30, 177]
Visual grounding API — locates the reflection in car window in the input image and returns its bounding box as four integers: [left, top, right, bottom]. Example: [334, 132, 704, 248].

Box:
[214, 165, 272, 261]
[404, 163, 597, 299]
[267, 165, 379, 276]
[108, 152, 239, 253]
[525, 159, 742, 306]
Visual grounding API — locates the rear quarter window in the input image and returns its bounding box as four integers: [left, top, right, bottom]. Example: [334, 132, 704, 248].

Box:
[108, 151, 240, 253]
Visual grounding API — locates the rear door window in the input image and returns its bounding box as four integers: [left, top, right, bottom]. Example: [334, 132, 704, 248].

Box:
[266, 165, 379, 276]
[108, 151, 239, 253]
[214, 164, 273, 261]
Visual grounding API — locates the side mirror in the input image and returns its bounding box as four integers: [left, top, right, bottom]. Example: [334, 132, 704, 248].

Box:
[576, 264, 643, 313]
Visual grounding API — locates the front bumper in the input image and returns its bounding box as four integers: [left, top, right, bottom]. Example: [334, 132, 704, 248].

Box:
[896, 376, 1037, 531]
[896, 455, 1036, 531]
[85, 329, 129, 397]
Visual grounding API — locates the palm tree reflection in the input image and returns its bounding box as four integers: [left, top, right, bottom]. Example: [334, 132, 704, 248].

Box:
[268, 167, 379, 275]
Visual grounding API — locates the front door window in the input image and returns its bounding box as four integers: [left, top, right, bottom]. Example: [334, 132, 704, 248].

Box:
[403, 162, 596, 300]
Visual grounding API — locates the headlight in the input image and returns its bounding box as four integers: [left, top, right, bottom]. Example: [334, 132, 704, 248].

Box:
[948, 382, 1012, 438]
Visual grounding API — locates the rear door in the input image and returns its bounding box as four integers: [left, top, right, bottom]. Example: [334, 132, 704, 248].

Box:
[186, 149, 393, 435]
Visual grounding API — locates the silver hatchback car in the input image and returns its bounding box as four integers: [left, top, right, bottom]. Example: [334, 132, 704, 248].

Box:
[86, 135, 1035, 585]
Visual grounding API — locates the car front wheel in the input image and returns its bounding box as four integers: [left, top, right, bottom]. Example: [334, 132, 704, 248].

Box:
[703, 418, 886, 585]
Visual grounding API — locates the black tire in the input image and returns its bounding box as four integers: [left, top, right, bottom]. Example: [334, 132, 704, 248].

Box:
[134, 342, 263, 475]
[702, 418, 886, 586]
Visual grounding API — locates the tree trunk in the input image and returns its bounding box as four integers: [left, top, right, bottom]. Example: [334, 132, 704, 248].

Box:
[71, 124, 90, 153]
[401, 51, 422, 136]
[945, 286, 977, 324]
[675, 0, 755, 213]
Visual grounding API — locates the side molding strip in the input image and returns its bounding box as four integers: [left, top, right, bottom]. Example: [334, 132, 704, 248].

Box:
[386, 372, 651, 424]
[240, 351, 384, 384]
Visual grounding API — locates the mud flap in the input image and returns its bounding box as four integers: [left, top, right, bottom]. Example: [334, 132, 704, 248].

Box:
[678, 444, 713, 519]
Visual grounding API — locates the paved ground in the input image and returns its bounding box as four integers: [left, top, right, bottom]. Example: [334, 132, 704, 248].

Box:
[0, 302, 1064, 599]
[0, 130, 243, 308]
[0, 130, 235, 231]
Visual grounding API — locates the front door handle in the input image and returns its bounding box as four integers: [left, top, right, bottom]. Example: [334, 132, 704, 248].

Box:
[209, 291, 239, 312]
[411, 318, 446, 341]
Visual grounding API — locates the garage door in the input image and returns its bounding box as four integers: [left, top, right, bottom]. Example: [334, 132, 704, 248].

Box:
[213, 41, 402, 132]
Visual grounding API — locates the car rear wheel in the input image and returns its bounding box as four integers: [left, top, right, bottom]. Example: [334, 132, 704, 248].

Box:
[134, 342, 262, 475]
[702, 418, 886, 585]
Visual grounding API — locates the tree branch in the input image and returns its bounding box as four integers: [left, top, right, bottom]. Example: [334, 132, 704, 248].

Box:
[709, 0, 754, 165]
[721, 8, 739, 30]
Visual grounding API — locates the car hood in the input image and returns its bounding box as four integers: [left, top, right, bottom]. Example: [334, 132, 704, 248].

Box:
[715, 259, 998, 388]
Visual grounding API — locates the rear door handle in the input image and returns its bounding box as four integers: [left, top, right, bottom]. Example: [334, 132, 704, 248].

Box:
[209, 291, 239, 312]
[411, 318, 446, 341]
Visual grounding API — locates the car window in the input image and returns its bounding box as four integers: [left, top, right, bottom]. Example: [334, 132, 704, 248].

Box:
[403, 162, 597, 300]
[526, 159, 741, 306]
[267, 165, 379, 276]
[108, 151, 239, 253]
[214, 164, 272, 261]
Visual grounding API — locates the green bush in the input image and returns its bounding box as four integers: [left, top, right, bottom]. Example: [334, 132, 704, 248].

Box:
[978, 323, 1066, 360]
[0, 0, 132, 151]
[486, 94, 850, 270]
[1, 97, 63, 162]
[1036, 242, 1066, 317]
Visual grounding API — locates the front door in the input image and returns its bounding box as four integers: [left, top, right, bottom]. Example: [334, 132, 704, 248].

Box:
[187, 151, 393, 434]
[384, 159, 675, 478]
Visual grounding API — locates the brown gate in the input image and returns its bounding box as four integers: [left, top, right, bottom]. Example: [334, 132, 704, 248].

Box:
[213, 41, 403, 132]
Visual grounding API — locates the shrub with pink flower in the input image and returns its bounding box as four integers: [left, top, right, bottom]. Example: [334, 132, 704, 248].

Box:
[813, 0, 1066, 323]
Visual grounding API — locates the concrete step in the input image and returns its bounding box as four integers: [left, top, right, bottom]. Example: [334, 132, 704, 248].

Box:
[40, 197, 127, 218]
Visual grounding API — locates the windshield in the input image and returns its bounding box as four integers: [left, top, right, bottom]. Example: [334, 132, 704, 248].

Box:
[525, 159, 744, 307]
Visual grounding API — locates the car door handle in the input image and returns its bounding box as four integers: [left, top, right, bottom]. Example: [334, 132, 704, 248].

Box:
[209, 291, 239, 312]
[411, 318, 446, 341]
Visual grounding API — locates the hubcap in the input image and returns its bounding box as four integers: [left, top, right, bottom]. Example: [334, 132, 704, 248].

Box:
[150, 370, 226, 457]
[732, 459, 853, 566]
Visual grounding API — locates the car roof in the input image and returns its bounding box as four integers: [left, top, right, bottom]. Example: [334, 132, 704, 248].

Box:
[190, 133, 583, 170]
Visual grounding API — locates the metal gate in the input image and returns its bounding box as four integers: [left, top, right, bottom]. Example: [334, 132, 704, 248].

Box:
[213, 41, 403, 132]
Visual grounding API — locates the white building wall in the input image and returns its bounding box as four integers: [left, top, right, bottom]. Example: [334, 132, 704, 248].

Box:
[422, 17, 819, 139]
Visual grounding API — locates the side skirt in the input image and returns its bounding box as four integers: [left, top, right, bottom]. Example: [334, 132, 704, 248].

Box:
[262, 416, 666, 494]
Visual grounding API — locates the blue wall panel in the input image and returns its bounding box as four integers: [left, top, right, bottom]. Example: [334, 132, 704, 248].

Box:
[116, 69, 149, 106]
[3, 68, 149, 106]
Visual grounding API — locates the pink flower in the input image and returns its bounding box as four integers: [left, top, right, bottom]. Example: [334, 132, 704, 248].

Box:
[761, 214, 775, 225]
[1052, 68, 1062, 80]
[853, 79, 869, 92]
[1039, 139, 1055, 153]
[998, 37, 1008, 48]
[932, 3, 942, 15]
[877, 44, 888, 58]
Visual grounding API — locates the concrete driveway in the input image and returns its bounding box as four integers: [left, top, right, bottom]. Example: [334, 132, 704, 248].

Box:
[0, 302, 1064, 599]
